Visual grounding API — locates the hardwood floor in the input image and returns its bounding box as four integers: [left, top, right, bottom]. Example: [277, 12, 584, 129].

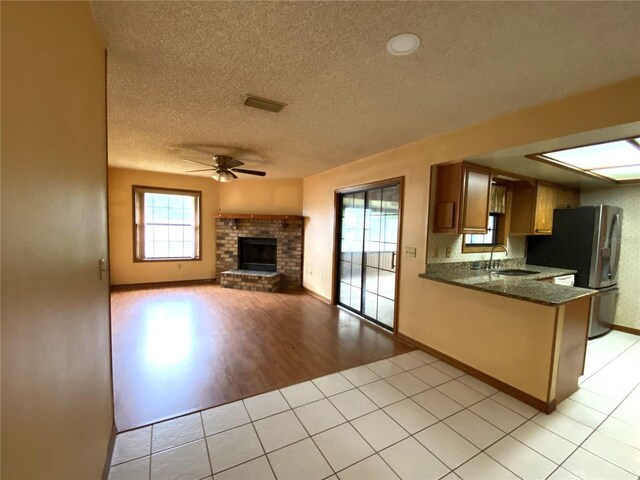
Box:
[111, 284, 412, 431]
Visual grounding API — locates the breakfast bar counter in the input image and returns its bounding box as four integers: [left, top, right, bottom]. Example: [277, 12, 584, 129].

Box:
[419, 264, 596, 306]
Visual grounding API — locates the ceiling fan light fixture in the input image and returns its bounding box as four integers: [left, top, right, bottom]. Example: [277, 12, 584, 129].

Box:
[386, 33, 421, 56]
[212, 170, 235, 183]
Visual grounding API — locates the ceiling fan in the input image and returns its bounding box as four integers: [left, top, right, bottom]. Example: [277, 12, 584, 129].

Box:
[184, 155, 266, 182]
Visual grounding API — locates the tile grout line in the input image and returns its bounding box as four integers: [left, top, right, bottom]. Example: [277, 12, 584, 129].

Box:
[339, 404, 415, 479]
[197, 411, 214, 479]
[198, 402, 264, 478]
[379, 421, 452, 480]
[242, 398, 279, 480]
[248, 420, 277, 479]
[148, 424, 153, 480]
[279, 386, 341, 478]
[420, 393, 530, 480]
[504, 426, 579, 469]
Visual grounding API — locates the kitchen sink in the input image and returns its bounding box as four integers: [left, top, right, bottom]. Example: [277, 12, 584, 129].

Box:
[490, 269, 540, 276]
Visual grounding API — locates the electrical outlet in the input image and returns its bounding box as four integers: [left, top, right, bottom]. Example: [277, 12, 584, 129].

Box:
[320, 272, 324, 280]
[178, 263, 182, 269]
[404, 247, 417, 258]
[445, 247, 452, 258]
[433, 247, 439, 258]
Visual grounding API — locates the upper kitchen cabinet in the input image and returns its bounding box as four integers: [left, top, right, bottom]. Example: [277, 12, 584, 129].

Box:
[433, 162, 491, 234]
[510, 180, 580, 235]
[555, 186, 581, 209]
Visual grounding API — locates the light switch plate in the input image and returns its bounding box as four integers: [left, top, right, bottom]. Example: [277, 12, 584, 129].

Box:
[404, 247, 417, 258]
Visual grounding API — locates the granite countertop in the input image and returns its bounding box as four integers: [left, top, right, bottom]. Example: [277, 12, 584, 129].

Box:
[419, 264, 596, 306]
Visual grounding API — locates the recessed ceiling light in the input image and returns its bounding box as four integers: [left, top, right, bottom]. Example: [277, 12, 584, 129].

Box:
[386, 33, 421, 56]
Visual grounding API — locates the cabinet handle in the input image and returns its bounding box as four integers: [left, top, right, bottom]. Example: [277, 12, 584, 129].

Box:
[535, 229, 551, 233]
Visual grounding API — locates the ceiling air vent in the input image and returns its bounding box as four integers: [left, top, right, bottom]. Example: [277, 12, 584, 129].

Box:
[244, 95, 286, 113]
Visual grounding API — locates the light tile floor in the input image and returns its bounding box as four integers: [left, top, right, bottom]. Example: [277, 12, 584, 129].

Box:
[108, 330, 640, 480]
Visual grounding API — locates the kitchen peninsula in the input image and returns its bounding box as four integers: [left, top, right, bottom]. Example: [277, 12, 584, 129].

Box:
[421, 264, 594, 306]
[408, 263, 596, 413]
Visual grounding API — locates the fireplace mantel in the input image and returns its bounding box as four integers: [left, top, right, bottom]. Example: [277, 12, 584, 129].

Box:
[216, 213, 304, 221]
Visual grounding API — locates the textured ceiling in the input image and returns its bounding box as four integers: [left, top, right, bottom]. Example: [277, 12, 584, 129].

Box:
[92, 1, 640, 179]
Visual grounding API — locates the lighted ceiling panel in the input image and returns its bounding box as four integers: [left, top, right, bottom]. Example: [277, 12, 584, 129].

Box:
[534, 138, 640, 183]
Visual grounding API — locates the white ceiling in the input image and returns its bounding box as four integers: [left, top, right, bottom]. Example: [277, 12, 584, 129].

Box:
[92, 1, 640, 179]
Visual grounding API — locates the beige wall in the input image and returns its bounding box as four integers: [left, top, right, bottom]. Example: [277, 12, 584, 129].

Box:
[581, 184, 640, 330]
[303, 77, 640, 387]
[108, 170, 303, 285]
[1, 2, 112, 479]
[219, 178, 303, 215]
[108, 168, 220, 285]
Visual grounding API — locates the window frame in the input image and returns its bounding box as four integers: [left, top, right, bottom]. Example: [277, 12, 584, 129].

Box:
[463, 213, 500, 250]
[462, 179, 512, 254]
[132, 185, 202, 263]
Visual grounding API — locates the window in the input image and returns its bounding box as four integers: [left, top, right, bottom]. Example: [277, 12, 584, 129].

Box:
[465, 213, 499, 246]
[133, 186, 201, 261]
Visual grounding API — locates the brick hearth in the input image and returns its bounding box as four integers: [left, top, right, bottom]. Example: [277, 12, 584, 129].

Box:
[215, 216, 303, 290]
[220, 270, 282, 292]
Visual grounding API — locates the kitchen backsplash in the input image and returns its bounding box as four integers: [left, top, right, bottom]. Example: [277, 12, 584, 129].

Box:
[427, 232, 526, 264]
[581, 184, 640, 331]
[426, 257, 526, 273]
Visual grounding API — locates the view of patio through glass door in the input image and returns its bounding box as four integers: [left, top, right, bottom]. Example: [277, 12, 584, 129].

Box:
[337, 182, 400, 330]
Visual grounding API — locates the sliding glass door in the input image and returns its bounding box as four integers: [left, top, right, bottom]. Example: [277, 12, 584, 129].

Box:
[337, 182, 400, 330]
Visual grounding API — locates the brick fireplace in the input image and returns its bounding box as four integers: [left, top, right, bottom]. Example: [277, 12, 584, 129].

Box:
[215, 214, 304, 290]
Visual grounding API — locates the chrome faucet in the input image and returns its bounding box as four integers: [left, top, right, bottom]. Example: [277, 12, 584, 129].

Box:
[488, 245, 509, 270]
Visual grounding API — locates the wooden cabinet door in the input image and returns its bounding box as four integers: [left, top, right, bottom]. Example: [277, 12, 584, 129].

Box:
[556, 188, 580, 208]
[509, 181, 536, 235]
[533, 182, 556, 234]
[460, 164, 491, 233]
[568, 189, 580, 208]
[433, 163, 463, 233]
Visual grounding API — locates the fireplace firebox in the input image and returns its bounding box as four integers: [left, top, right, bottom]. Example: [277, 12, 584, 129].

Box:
[238, 237, 277, 272]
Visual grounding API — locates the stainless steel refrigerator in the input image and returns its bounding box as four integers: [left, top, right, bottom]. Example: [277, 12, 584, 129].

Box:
[526, 205, 622, 338]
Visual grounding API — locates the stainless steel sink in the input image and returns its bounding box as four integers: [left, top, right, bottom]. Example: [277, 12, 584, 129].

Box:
[490, 269, 540, 276]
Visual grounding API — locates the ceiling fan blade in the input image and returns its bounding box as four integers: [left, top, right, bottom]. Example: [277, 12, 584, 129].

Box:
[230, 171, 238, 179]
[227, 159, 245, 169]
[182, 158, 215, 167]
[186, 168, 216, 172]
[231, 168, 266, 176]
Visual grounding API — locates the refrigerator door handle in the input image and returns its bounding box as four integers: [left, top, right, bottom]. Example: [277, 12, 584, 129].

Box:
[609, 213, 621, 280]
